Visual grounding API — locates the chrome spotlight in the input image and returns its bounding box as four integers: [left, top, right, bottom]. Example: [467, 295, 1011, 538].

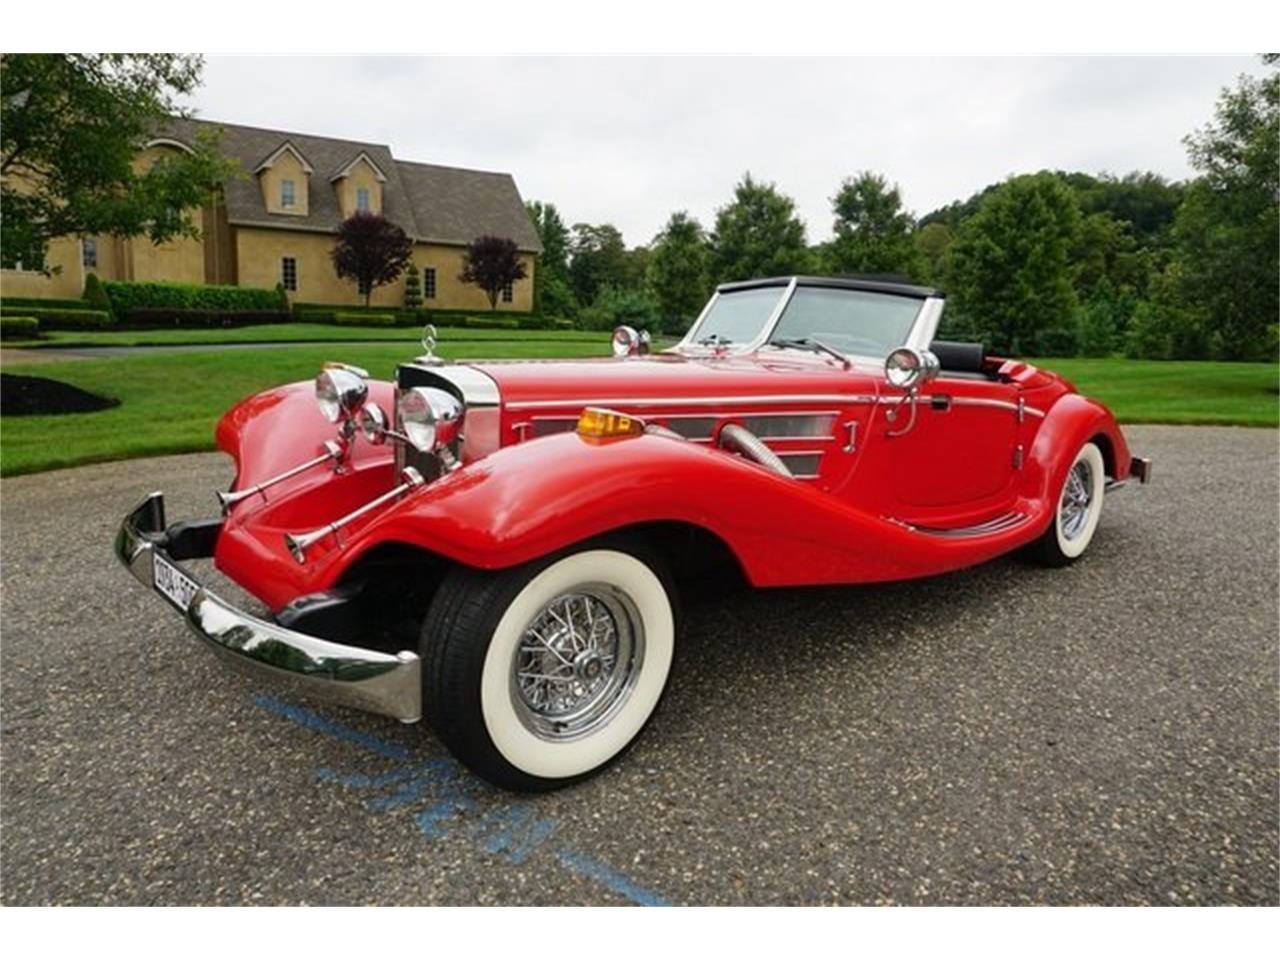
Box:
[611, 325, 651, 357]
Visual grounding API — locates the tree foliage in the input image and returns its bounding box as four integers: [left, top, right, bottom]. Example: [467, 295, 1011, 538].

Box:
[403, 262, 422, 309]
[944, 172, 1082, 354]
[568, 223, 628, 306]
[825, 171, 924, 279]
[646, 211, 711, 334]
[1165, 62, 1279, 360]
[1, 54, 236, 269]
[459, 235, 528, 310]
[577, 284, 661, 332]
[709, 173, 812, 283]
[330, 213, 413, 307]
[526, 200, 575, 316]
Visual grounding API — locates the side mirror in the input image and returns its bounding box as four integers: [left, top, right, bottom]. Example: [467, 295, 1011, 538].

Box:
[884, 347, 940, 392]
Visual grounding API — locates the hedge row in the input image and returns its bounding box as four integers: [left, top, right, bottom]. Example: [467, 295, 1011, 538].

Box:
[122, 308, 292, 328]
[102, 280, 285, 314]
[332, 312, 398, 327]
[0, 316, 40, 339]
[2, 307, 114, 330]
[1, 296, 89, 311]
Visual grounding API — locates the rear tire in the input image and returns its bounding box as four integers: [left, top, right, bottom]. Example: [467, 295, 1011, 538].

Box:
[1028, 441, 1106, 567]
[421, 541, 676, 791]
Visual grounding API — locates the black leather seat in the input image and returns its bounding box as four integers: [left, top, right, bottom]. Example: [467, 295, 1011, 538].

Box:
[931, 340, 990, 380]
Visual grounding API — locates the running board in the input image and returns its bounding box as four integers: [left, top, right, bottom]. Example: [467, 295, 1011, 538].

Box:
[893, 510, 1031, 539]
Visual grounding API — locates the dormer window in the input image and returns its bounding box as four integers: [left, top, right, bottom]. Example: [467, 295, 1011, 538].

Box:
[357, 187, 371, 213]
[281, 179, 296, 209]
[254, 141, 313, 216]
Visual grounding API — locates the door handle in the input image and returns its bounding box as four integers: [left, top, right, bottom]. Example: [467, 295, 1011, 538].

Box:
[929, 394, 953, 412]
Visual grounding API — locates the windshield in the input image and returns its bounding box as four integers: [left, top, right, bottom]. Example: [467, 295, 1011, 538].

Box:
[688, 287, 785, 345]
[768, 287, 922, 358]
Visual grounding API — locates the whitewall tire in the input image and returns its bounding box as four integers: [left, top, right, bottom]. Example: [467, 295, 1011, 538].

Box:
[1030, 441, 1106, 566]
[422, 542, 676, 791]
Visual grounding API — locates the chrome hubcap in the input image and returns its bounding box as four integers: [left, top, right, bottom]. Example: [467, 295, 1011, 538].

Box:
[510, 586, 644, 741]
[1060, 460, 1095, 540]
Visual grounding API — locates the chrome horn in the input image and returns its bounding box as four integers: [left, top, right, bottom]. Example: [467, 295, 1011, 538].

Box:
[217, 440, 345, 515]
[283, 467, 425, 565]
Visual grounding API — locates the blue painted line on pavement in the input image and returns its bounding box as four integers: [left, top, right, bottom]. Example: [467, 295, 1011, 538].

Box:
[254, 695, 411, 761]
[556, 849, 671, 907]
[256, 695, 672, 906]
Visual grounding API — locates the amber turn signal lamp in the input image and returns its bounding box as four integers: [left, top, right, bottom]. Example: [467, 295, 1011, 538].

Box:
[576, 407, 645, 439]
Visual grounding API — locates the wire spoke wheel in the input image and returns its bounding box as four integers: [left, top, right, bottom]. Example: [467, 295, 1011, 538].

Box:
[510, 585, 644, 742]
[1059, 459, 1096, 541]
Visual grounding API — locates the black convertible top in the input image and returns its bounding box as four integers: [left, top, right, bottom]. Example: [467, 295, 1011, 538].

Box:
[717, 275, 943, 300]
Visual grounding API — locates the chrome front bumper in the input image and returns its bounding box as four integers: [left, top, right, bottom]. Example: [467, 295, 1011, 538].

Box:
[115, 492, 422, 723]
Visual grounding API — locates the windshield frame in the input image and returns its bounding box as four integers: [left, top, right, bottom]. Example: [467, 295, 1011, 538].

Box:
[677, 277, 942, 361]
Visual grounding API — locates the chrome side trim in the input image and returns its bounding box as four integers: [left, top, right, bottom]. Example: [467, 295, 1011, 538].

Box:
[948, 396, 1046, 418]
[504, 394, 880, 412]
[116, 492, 422, 723]
[893, 511, 1031, 539]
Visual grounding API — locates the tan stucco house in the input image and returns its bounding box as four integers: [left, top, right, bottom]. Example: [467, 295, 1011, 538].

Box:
[1, 118, 542, 311]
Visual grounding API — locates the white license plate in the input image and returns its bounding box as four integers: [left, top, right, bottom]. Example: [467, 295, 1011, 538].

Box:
[153, 553, 200, 611]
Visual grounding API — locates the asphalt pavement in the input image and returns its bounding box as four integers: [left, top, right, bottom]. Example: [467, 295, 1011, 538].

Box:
[1, 425, 1276, 905]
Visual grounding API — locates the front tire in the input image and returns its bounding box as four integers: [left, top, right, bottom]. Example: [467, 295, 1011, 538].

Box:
[1028, 441, 1106, 567]
[421, 543, 676, 791]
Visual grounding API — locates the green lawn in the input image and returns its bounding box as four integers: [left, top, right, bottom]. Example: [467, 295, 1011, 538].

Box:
[0, 340, 608, 476]
[11, 323, 610, 348]
[1033, 358, 1278, 428]
[1, 350, 1275, 477]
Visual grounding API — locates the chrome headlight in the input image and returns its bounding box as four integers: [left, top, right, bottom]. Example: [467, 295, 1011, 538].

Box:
[611, 324, 651, 357]
[398, 386, 464, 452]
[315, 366, 369, 423]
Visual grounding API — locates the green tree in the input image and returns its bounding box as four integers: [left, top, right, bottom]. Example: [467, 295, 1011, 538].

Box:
[1166, 59, 1278, 360]
[709, 173, 812, 283]
[914, 222, 954, 285]
[647, 211, 712, 334]
[526, 200, 576, 316]
[568, 223, 628, 306]
[577, 284, 661, 332]
[825, 172, 924, 278]
[944, 172, 1082, 354]
[1, 54, 235, 270]
[1072, 211, 1148, 300]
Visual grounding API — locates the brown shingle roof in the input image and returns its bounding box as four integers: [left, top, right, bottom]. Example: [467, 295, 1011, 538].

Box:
[161, 117, 542, 253]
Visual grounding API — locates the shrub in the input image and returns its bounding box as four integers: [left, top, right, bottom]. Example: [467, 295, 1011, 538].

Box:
[332, 312, 398, 327]
[83, 273, 114, 318]
[102, 280, 283, 313]
[462, 315, 520, 330]
[11, 307, 113, 330]
[0, 316, 40, 339]
[404, 264, 423, 309]
[121, 308, 291, 328]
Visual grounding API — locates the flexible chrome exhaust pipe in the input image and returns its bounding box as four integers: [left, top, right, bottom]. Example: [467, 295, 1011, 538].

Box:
[218, 440, 345, 514]
[718, 423, 791, 478]
[284, 467, 425, 564]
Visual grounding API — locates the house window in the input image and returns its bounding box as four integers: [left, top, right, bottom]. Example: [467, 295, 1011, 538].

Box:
[1, 241, 45, 272]
[82, 237, 98, 268]
[501, 279, 514, 303]
[423, 267, 437, 300]
[356, 187, 370, 212]
[281, 256, 297, 291]
[281, 179, 296, 209]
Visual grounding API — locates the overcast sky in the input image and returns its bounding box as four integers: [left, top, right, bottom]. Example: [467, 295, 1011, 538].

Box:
[184, 56, 1262, 247]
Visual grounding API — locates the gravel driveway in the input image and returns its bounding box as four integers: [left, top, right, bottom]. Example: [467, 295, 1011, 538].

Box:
[1, 425, 1276, 905]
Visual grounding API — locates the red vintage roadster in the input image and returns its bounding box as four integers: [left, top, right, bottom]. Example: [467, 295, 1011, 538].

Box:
[117, 276, 1150, 790]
